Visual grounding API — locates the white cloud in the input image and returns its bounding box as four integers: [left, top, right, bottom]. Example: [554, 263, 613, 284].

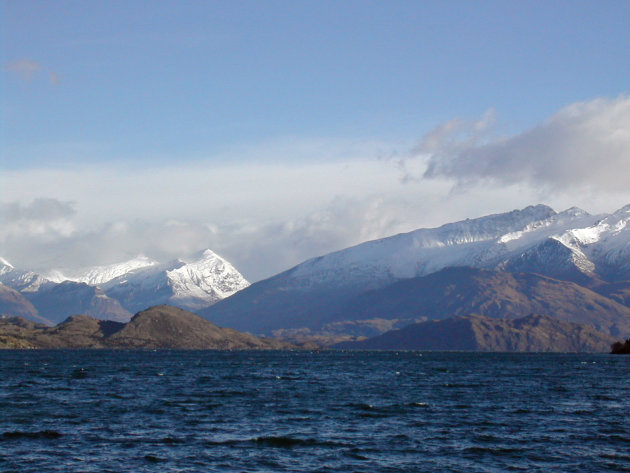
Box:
[411, 95, 630, 192]
[0, 198, 77, 247]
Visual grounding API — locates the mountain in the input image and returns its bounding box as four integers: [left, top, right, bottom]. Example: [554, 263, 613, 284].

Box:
[0, 305, 294, 350]
[201, 205, 630, 338]
[334, 314, 617, 352]
[0, 249, 249, 323]
[0, 259, 50, 293]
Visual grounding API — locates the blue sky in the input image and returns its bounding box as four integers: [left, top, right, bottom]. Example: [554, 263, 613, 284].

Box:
[2, 0, 630, 280]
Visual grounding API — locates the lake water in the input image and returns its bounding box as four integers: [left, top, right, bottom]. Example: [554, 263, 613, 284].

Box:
[1, 350, 629, 472]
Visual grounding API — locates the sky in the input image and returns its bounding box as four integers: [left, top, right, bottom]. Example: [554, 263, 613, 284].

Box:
[2, 0, 630, 281]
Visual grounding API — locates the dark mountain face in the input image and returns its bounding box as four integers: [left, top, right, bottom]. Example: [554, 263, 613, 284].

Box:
[588, 280, 630, 307]
[335, 314, 617, 353]
[0, 305, 294, 350]
[199, 275, 359, 336]
[104, 276, 175, 314]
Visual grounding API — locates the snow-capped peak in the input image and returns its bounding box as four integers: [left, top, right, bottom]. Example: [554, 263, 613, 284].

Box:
[167, 249, 250, 306]
[46, 255, 159, 285]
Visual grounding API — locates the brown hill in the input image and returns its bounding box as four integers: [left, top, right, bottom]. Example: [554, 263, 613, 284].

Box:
[0, 305, 294, 350]
[335, 314, 617, 352]
[107, 306, 294, 349]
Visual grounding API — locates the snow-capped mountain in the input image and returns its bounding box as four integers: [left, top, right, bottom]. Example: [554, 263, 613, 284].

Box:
[0, 249, 249, 323]
[102, 249, 250, 313]
[275, 204, 630, 290]
[201, 204, 630, 336]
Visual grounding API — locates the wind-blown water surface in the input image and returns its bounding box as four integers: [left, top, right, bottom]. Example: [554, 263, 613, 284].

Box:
[1, 350, 628, 472]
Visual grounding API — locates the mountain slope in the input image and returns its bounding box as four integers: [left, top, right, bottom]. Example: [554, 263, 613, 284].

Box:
[205, 266, 630, 338]
[335, 314, 616, 352]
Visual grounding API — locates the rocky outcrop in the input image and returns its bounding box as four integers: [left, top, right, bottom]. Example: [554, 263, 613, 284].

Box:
[611, 339, 630, 354]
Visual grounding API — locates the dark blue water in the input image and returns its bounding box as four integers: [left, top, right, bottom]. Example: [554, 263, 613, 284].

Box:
[1, 350, 629, 472]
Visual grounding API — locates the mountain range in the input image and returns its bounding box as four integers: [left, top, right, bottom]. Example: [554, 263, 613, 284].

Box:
[2, 204, 630, 351]
[0, 250, 248, 325]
